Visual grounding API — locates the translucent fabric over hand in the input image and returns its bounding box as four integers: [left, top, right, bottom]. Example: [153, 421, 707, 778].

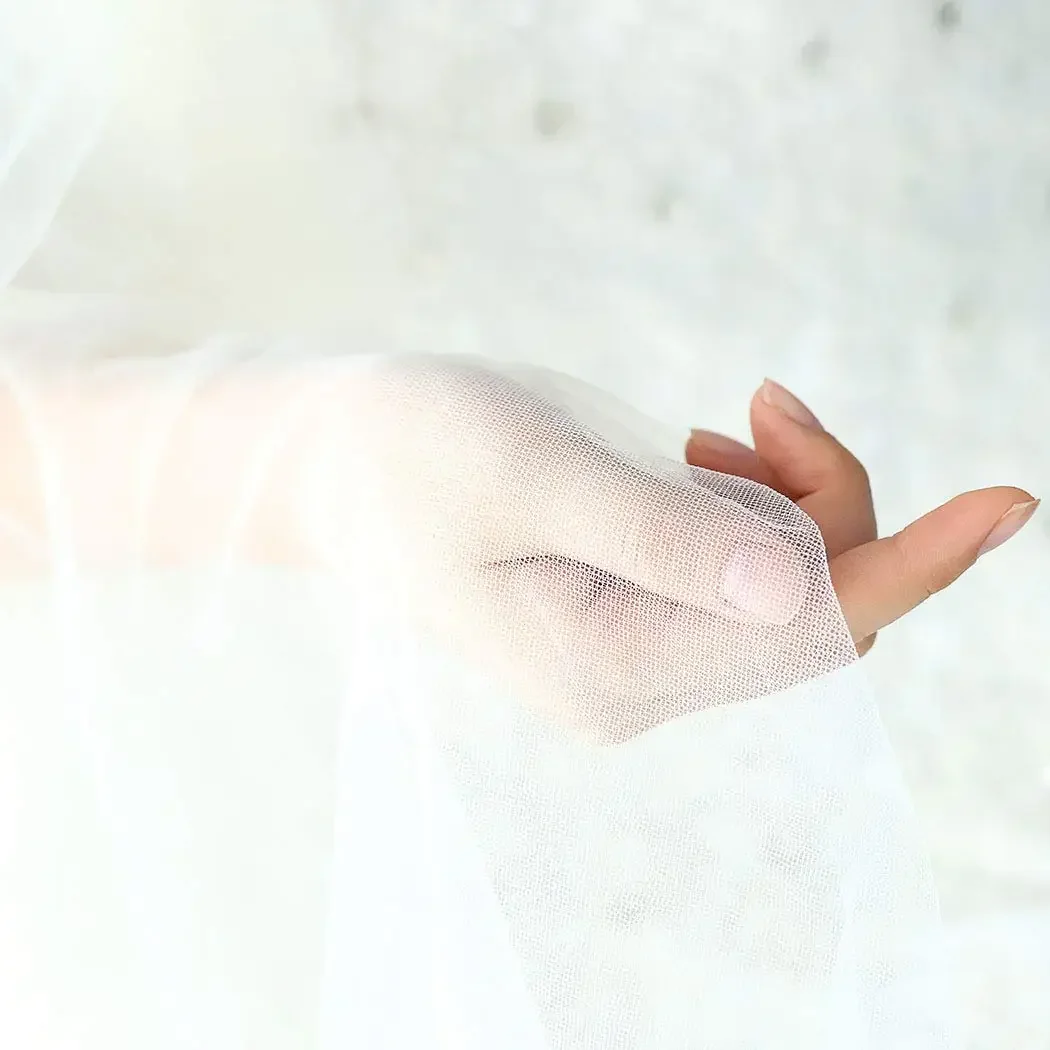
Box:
[0, 310, 952, 1048]
[0, 1, 954, 1047]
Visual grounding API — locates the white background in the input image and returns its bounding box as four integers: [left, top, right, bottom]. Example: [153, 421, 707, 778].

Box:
[4, 0, 1049, 1045]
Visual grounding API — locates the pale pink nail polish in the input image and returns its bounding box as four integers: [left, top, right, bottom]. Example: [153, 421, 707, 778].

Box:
[760, 379, 823, 430]
[977, 499, 1041, 558]
[721, 543, 807, 625]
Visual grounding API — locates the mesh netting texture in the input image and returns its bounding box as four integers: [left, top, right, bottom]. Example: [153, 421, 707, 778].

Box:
[0, 321, 952, 1048]
[0, 1, 964, 1046]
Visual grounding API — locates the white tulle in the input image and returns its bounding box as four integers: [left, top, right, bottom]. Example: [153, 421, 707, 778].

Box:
[0, 3, 959, 1048]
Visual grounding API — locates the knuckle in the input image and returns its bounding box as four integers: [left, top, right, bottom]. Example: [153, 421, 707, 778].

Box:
[923, 558, 964, 599]
[885, 528, 962, 605]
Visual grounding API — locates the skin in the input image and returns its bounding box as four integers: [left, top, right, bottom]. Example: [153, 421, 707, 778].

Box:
[686, 379, 1039, 658]
[0, 358, 1037, 741]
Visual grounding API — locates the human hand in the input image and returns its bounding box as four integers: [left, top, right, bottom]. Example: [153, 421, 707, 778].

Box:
[4, 349, 1032, 744]
[341, 359, 1038, 743]
[686, 379, 1040, 658]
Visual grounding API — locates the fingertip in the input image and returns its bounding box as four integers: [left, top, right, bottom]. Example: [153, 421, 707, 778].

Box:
[749, 381, 818, 452]
[975, 492, 1040, 559]
[992, 485, 1038, 507]
[720, 539, 809, 626]
[748, 382, 866, 503]
[832, 485, 1040, 642]
[686, 428, 784, 491]
[754, 378, 824, 431]
[686, 428, 755, 459]
[917, 487, 1037, 547]
[856, 633, 877, 658]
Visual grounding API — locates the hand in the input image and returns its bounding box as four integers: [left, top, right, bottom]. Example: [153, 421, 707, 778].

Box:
[3, 350, 1034, 744]
[344, 359, 1038, 744]
[686, 379, 1040, 658]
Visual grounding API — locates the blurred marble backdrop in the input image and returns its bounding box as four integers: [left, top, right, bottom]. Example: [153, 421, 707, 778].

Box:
[9, 1, 1050, 1044]
[298, 4, 1050, 1043]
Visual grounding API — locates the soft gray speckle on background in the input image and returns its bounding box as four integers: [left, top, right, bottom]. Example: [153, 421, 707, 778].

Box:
[8, 1, 1050, 1044]
[301, 4, 1050, 1041]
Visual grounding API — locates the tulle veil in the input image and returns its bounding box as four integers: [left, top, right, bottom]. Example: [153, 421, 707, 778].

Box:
[0, 3, 957, 1048]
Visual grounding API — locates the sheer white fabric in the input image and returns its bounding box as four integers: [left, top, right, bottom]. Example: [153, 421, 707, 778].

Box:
[0, 3, 956, 1048]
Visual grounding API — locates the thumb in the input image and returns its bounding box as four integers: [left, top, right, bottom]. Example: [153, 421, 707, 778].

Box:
[830, 488, 1040, 642]
[530, 443, 813, 626]
[365, 357, 814, 627]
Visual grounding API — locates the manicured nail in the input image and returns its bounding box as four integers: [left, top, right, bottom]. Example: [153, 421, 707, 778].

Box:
[760, 379, 823, 430]
[977, 499, 1040, 558]
[721, 542, 807, 625]
[688, 429, 753, 457]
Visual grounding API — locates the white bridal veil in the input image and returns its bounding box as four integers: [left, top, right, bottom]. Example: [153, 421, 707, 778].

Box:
[1, 2, 960, 1048]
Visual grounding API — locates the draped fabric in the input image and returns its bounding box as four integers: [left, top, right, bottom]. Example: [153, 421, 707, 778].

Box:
[0, 3, 958, 1047]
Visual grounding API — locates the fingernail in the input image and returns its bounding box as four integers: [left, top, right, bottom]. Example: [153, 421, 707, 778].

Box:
[977, 499, 1041, 558]
[721, 543, 807, 625]
[760, 379, 823, 430]
[688, 429, 753, 457]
